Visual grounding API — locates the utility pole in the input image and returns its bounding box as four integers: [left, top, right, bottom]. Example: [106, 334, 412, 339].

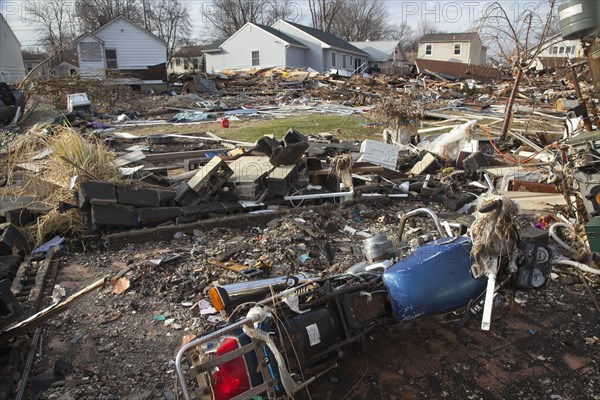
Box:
[143, 0, 149, 30]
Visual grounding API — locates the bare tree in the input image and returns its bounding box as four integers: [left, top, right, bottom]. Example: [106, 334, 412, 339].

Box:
[145, 0, 191, 62]
[328, 0, 392, 41]
[203, 0, 300, 38]
[308, 0, 344, 32]
[26, 0, 77, 63]
[389, 21, 416, 50]
[74, 0, 143, 33]
[416, 21, 440, 39]
[471, 0, 558, 67]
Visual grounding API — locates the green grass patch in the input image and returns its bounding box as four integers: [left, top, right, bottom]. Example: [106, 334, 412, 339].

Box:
[210, 114, 382, 143]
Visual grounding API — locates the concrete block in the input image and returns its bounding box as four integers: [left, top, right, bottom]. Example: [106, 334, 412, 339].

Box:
[157, 190, 177, 206]
[82, 210, 96, 233]
[0, 255, 22, 280]
[188, 157, 234, 202]
[91, 204, 139, 228]
[409, 153, 441, 176]
[174, 182, 202, 207]
[462, 151, 487, 176]
[358, 140, 399, 170]
[0, 223, 30, 256]
[139, 207, 182, 226]
[178, 202, 244, 223]
[268, 163, 303, 196]
[183, 157, 210, 171]
[78, 181, 117, 208]
[228, 156, 273, 200]
[116, 186, 161, 207]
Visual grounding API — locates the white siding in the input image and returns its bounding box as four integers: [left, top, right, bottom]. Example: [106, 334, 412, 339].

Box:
[0, 15, 26, 84]
[78, 36, 106, 79]
[94, 18, 166, 70]
[285, 47, 306, 68]
[538, 38, 582, 58]
[205, 24, 287, 72]
[418, 41, 474, 64]
[272, 21, 325, 71]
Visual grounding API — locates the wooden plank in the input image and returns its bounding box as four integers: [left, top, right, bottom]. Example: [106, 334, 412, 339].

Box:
[144, 148, 231, 162]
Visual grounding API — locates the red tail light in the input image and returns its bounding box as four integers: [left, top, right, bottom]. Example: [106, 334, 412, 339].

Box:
[211, 337, 251, 400]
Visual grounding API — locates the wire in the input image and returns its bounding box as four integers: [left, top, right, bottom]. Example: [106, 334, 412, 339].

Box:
[340, 357, 369, 400]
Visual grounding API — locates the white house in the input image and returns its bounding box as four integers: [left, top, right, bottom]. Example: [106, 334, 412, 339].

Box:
[418, 32, 487, 65]
[169, 45, 206, 75]
[271, 20, 368, 73]
[537, 33, 584, 58]
[204, 20, 369, 73]
[529, 33, 584, 71]
[76, 16, 167, 80]
[204, 22, 309, 72]
[0, 14, 26, 84]
[350, 41, 408, 75]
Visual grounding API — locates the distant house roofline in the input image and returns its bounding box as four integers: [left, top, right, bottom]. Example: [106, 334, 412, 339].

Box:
[419, 32, 481, 43]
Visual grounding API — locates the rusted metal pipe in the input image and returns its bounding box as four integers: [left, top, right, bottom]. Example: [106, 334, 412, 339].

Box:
[500, 67, 523, 142]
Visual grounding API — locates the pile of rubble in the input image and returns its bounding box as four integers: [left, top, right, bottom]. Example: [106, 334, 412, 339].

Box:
[1, 57, 600, 399]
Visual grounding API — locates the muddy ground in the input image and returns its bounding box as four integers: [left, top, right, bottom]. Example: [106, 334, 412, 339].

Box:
[27, 202, 600, 400]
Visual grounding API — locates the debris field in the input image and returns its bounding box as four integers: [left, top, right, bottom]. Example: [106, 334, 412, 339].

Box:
[1, 64, 600, 400]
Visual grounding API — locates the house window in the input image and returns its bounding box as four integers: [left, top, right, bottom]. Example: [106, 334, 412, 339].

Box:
[79, 42, 103, 62]
[193, 58, 199, 69]
[551, 46, 558, 55]
[395, 47, 399, 55]
[454, 43, 461, 55]
[175, 58, 181, 66]
[425, 44, 432, 55]
[331, 51, 336, 67]
[184, 59, 189, 69]
[252, 50, 260, 66]
[105, 49, 117, 69]
[342, 54, 347, 69]
[559, 46, 565, 54]
[350, 56, 354, 66]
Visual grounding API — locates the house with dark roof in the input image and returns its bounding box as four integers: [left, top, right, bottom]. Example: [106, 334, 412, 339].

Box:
[350, 41, 408, 75]
[203, 20, 369, 73]
[272, 20, 369, 73]
[418, 32, 487, 65]
[169, 46, 207, 74]
[75, 15, 167, 81]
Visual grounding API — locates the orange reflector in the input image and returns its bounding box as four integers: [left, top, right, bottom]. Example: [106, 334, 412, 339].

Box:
[595, 192, 600, 206]
[209, 287, 225, 311]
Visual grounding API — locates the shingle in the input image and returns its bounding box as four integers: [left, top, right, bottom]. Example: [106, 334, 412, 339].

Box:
[419, 32, 481, 43]
[281, 21, 369, 56]
[255, 24, 308, 48]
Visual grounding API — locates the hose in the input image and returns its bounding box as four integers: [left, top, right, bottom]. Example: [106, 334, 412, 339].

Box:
[552, 258, 600, 275]
[549, 222, 575, 253]
[549, 222, 593, 262]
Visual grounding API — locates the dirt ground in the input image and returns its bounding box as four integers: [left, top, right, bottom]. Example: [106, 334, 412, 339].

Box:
[28, 202, 600, 400]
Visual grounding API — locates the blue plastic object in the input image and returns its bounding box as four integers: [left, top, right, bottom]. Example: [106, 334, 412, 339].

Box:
[383, 236, 487, 321]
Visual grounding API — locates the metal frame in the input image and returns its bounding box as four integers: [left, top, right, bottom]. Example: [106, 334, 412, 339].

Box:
[397, 208, 444, 242]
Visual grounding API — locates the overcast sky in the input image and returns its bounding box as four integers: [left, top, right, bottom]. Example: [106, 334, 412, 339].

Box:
[1, 0, 552, 49]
